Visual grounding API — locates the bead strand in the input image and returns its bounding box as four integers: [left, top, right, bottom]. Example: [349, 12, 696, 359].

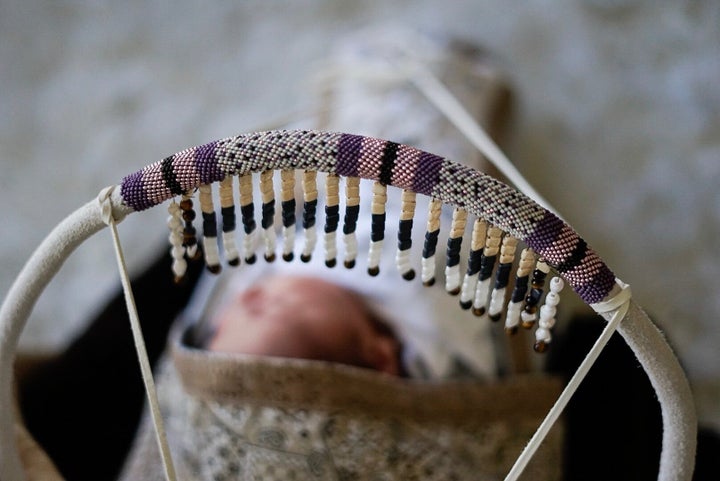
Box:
[167, 200, 187, 283]
[300, 171, 318, 262]
[444, 207, 467, 295]
[238, 174, 258, 264]
[421, 199, 442, 286]
[396, 190, 417, 280]
[534, 276, 564, 353]
[324, 173, 340, 268]
[472, 226, 502, 316]
[179, 194, 199, 260]
[259, 170, 277, 262]
[218, 176, 240, 266]
[488, 235, 519, 321]
[521, 259, 551, 328]
[280, 169, 296, 262]
[342, 176, 360, 268]
[198, 184, 221, 274]
[460, 219, 487, 309]
[505, 248, 535, 334]
[367, 181, 387, 276]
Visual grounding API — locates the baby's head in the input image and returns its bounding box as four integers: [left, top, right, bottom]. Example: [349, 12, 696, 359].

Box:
[207, 275, 402, 376]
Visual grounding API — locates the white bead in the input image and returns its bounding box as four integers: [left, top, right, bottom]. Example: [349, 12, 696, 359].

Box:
[540, 304, 557, 320]
[167, 202, 180, 214]
[166, 215, 181, 228]
[171, 245, 185, 258]
[444, 264, 461, 293]
[368, 239, 384, 268]
[535, 327, 551, 342]
[421, 255, 436, 283]
[539, 317, 556, 329]
[171, 258, 187, 278]
[282, 226, 295, 256]
[460, 271, 479, 304]
[324, 231, 337, 260]
[521, 310, 537, 323]
[395, 248, 412, 275]
[488, 287, 507, 317]
[544, 291, 560, 307]
[473, 278, 491, 311]
[506, 302, 522, 328]
[550, 276, 565, 292]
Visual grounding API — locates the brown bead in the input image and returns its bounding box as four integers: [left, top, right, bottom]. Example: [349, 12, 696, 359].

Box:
[472, 306, 485, 317]
[505, 326, 518, 336]
[521, 320, 536, 329]
[180, 199, 193, 211]
[367, 266, 380, 277]
[534, 340, 549, 353]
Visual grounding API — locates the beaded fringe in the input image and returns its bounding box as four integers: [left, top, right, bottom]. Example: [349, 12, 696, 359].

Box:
[167, 173, 566, 352]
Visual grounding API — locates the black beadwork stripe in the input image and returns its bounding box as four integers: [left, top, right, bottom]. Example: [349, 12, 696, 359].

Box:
[555, 238, 587, 273]
[423, 230, 439, 258]
[525, 287, 543, 312]
[161, 156, 184, 195]
[466, 248, 483, 275]
[494, 263, 512, 289]
[371, 213, 386, 242]
[479, 254, 497, 281]
[531, 269, 548, 288]
[261, 201, 275, 229]
[446, 236, 462, 268]
[378, 141, 400, 186]
[398, 219, 413, 251]
[325, 204, 340, 233]
[281, 199, 296, 228]
[183, 225, 197, 247]
[240, 203, 256, 234]
[220, 206, 235, 233]
[302, 199, 317, 229]
[202, 211, 218, 238]
[511, 275, 529, 303]
[343, 205, 360, 235]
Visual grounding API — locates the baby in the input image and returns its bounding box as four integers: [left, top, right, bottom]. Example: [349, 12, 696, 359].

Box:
[206, 274, 403, 376]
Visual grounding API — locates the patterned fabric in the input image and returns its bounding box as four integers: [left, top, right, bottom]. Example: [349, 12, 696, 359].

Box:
[120, 332, 565, 481]
[119, 129, 615, 303]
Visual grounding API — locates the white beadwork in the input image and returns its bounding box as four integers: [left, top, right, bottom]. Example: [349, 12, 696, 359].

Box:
[263, 226, 277, 261]
[343, 232, 358, 267]
[222, 231, 239, 265]
[473, 278, 492, 313]
[368, 239, 383, 272]
[535, 276, 565, 347]
[324, 231, 338, 265]
[395, 248, 412, 277]
[488, 287, 507, 319]
[445, 264, 461, 294]
[282, 225, 295, 259]
[421, 255, 436, 284]
[167, 201, 187, 280]
[505, 301, 522, 330]
[302, 226, 317, 259]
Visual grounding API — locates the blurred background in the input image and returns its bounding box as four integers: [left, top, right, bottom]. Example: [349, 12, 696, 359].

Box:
[1, 0, 718, 430]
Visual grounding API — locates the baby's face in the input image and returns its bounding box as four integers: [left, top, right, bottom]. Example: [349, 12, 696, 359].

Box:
[208, 275, 401, 375]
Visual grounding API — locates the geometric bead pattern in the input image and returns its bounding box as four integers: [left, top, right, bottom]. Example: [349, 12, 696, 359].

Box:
[120, 129, 615, 304]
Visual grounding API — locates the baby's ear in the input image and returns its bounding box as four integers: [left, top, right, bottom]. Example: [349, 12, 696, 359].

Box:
[365, 336, 401, 376]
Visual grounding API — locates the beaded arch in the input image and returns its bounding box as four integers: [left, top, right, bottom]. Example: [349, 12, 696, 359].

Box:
[121, 129, 615, 305]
